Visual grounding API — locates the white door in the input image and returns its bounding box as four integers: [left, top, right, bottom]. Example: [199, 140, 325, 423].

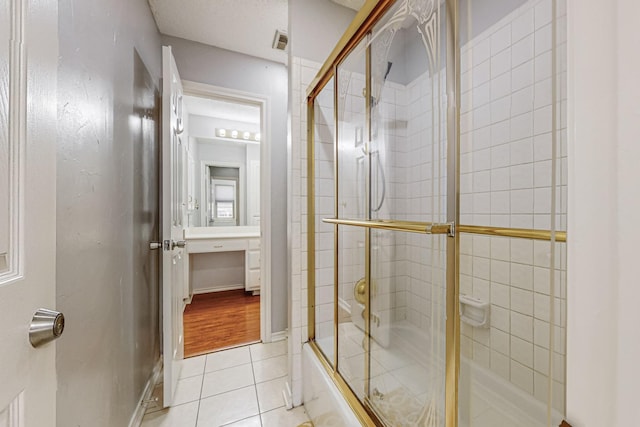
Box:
[0, 0, 58, 425]
[161, 45, 187, 407]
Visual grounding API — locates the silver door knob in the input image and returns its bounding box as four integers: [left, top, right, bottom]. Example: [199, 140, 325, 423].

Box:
[29, 308, 65, 348]
[172, 240, 186, 249]
[149, 241, 162, 250]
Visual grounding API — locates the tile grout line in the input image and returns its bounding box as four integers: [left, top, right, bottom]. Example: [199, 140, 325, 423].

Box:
[248, 346, 265, 427]
[194, 358, 206, 427]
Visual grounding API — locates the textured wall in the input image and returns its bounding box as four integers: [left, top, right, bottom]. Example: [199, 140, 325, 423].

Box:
[56, 0, 162, 425]
[163, 35, 289, 333]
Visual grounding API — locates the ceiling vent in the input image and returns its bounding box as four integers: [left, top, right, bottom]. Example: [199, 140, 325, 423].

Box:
[272, 30, 288, 51]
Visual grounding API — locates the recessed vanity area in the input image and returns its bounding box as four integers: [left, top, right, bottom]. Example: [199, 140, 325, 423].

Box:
[185, 226, 261, 295]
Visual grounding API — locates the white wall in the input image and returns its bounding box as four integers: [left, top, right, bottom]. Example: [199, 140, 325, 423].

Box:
[567, 0, 640, 425]
[56, 0, 162, 425]
[164, 35, 289, 333]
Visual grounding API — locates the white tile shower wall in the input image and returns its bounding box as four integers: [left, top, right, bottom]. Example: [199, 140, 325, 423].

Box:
[459, 0, 567, 413]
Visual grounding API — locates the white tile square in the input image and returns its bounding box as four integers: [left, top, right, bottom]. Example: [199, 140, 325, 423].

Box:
[490, 191, 510, 215]
[201, 363, 254, 398]
[256, 377, 287, 413]
[512, 9, 534, 42]
[491, 350, 510, 380]
[222, 416, 262, 427]
[261, 406, 310, 427]
[253, 355, 287, 383]
[491, 144, 510, 169]
[491, 282, 510, 309]
[491, 259, 510, 286]
[141, 401, 199, 427]
[535, 24, 552, 56]
[510, 163, 534, 190]
[534, 51, 552, 82]
[491, 72, 511, 101]
[511, 288, 534, 317]
[473, 61, 491, 88]
[491, 167, 510, 192]
[511, 138, 534, 165]
[180, 356, 206, 379]
[510, 112, 533, 141]
[490, 305, 510, 332]
[510, 360, 534, 394]
[473, 38, 491, 65]
[491, 49, 511, 78]
[535, 0, 553, 29]
[511, 262, 534, 290]
[534, 319, 550, 349]
[511, 311, 534, 342]
[534, 105, 553, 135]
[491, 121, 511, 147]
[197, 386, 259, 427]
[491, 96, 511, 123]
[511, 239, 534, 264]
[250, 340, 287, 362]
[534, 78, 552, 109]
[512, 60, 534, 92]
[490, 327, 510, 355]
[512, 34, 534, 67]
[511, 86, 534, 117]
[475, 126, 493, 152]
[172, 376, 203, 406]
[491, 24, 511, 55]
[490, 237, 510, 261]
[205, 346, 252, 373]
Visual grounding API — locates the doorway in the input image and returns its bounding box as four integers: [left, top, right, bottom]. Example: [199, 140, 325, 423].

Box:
[179, 82, 271, 357]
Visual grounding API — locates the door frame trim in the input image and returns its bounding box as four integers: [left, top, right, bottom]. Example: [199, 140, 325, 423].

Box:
[181, 80, 272, 343]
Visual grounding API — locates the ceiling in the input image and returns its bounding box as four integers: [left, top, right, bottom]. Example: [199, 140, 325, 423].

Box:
[184, 95, 260, 125]
[148, 0, 289, 64]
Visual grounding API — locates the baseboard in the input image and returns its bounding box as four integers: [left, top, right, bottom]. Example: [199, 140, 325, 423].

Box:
[128, 357, 163, 427]
[271, 330, 287, 342]
[193, 284, 244, 294]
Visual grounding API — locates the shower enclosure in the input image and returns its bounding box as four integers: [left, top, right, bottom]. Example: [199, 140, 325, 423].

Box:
[305, 0, 567, 426]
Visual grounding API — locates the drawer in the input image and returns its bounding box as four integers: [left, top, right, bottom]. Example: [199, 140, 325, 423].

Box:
[248, 238, 260, 250]
[247, 270, 260, 290]
[187, 238, 247, 254]
[248, 250, 260, 269]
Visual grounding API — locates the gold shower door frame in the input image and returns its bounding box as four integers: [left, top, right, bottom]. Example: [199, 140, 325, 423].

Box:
[305, 1, 566, 427]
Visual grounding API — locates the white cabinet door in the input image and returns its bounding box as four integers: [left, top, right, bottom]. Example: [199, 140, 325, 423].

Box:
[161, 45, 186, 407]
[0, 0, 58, 424]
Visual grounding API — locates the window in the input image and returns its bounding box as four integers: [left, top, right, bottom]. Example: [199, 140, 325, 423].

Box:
[210, 178, 237, 225]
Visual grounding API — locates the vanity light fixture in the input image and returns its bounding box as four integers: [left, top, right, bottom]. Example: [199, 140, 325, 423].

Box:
[215, 128, 260, 143]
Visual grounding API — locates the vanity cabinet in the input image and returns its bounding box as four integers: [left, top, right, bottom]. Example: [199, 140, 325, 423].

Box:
[184, 227, 261, 296]
[246, 238, 260, 292]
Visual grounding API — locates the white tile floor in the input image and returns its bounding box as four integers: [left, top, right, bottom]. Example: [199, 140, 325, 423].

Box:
[142, 341, 310, 427]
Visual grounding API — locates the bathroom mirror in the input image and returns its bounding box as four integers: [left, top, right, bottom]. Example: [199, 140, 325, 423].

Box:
[182, 95, 261, 227]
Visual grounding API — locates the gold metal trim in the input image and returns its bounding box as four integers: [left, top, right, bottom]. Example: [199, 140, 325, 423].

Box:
[306, 0, 396, 99]
[458, 225, 567, 242]
[307, 97, 316, 342]
[445, 0, 460, 425]
[322, 218, 452, 235]
[333, 67, 340, 372]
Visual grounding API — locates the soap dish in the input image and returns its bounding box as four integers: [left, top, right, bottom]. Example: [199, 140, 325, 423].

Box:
[459, 294, 490, 328]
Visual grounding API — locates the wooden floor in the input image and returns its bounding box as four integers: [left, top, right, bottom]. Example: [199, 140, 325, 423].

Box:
[183, 289, 260, 358]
